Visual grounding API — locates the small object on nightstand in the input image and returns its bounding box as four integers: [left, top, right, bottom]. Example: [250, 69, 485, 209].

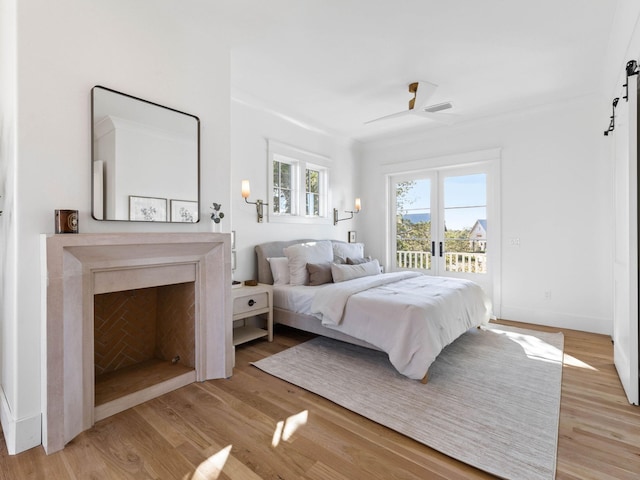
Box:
[232, 280, 242, 289]
[244, 279, 258, 286]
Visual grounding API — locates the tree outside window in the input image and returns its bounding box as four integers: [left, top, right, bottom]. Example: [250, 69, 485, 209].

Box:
[273, 160, 293, 215]
[305, 168, 320, 216]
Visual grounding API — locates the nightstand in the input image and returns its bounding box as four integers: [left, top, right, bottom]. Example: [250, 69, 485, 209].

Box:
[232, 283, 273, 346]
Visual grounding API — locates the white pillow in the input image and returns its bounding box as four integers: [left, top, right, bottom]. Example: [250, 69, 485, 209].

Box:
[332, 242, 365, 263]
[267, 257, 290, 285]
[346, 256, 373, 265]
[331, 259, 381, 283]
[283, 241, 333, 286]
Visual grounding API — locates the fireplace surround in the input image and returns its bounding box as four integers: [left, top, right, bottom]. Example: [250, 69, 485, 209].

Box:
[42, 233, 232, 454]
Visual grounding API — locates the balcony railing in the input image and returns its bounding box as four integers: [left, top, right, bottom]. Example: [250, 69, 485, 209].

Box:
[397, 250, 487, 274]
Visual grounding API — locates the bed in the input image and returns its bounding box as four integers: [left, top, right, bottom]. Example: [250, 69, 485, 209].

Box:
[255, 239, 490, 382]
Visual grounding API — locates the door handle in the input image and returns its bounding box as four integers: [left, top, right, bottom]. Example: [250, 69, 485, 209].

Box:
[431, 241, 435, 257]
[439, 242, 443, 257]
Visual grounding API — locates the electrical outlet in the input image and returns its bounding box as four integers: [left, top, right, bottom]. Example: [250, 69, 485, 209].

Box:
[509, 237, 521, 246]
[544, 290, 552, 300]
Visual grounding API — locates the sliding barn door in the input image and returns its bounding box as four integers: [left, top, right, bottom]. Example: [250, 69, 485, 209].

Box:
[613, 75, 639, 405]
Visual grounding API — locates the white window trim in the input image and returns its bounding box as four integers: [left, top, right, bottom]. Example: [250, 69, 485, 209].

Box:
[267, 140, 332, 224]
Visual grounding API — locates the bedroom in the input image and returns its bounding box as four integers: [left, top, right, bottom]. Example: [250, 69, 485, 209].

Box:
[1, 0, 639, 477]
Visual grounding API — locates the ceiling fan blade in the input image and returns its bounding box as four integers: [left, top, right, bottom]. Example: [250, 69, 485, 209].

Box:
[413, 81, 438, 109]
[363, 110, 411, 124]
[365, 81, 458, 126]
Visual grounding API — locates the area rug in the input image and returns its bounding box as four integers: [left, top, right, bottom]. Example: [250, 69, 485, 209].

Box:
[252, 324, 563, 480]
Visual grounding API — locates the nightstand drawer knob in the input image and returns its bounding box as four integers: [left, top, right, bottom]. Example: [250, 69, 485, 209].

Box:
[248, 299, 256, 307]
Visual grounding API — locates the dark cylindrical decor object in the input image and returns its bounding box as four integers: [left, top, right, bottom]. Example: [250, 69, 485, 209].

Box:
[55, 209, 79, 234]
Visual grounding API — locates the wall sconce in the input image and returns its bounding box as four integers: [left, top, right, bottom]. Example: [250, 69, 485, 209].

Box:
[333, 198, 361, 225]
[241, 180, 269, 223]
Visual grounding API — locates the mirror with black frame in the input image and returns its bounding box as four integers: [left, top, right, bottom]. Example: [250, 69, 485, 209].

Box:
[91, 86, 200, 222]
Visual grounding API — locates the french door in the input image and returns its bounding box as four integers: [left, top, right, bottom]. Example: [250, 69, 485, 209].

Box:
[390, 163, 494, 304]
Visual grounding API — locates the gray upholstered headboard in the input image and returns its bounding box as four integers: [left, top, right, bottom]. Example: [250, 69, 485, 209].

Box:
[255, 239, 352, 284]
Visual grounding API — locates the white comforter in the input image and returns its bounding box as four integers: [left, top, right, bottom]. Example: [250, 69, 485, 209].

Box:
[310, 272, 490, 380]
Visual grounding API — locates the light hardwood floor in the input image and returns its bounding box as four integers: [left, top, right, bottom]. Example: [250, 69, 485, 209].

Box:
[1, 320, 640, 479]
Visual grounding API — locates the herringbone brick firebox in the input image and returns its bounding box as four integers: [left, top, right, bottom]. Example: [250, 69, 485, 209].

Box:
[94, 283, 196, 376]
[93, 281, 197, 408]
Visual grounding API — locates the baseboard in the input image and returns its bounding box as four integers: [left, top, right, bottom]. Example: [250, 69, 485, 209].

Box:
[1, 386, 42, 454]
[499, 305, 610, 336]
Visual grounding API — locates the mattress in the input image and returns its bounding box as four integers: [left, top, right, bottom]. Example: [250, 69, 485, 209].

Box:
[273, 272, 490, 380]
[272, 284, 325, 314]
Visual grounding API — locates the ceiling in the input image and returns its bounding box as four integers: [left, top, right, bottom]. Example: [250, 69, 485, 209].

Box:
[216, 1, 616, 141]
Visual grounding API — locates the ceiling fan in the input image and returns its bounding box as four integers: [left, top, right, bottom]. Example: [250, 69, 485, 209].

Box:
[365, 81, 458, 125]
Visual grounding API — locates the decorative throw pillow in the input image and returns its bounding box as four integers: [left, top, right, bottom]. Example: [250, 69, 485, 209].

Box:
[306, 262, 333, 286]
[283, 240, 333, 286]
[346, 256, 373, 265]
[331, 259, 381, 283]
[268, 257, 290, 285]
[332, 242, 364, 263]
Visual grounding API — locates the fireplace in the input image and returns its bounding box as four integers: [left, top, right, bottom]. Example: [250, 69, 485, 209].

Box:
[93, 281, 196, 421]
[42, 233, 232, 454]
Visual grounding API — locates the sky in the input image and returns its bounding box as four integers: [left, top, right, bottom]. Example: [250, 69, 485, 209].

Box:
[400, 173, 486, 230]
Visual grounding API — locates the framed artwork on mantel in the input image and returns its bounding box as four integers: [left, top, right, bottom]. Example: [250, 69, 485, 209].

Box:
[170, 199, 198, 223]
[129, 196, 167, 222]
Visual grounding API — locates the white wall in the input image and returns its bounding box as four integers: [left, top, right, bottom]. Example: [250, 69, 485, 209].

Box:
[1, 0, 231, 453]
[230, 99, 359, 282]
[358, 94, 612, 335]
[0, 0, 20, 452]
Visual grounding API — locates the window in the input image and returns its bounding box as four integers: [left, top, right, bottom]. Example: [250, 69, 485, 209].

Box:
[305, 166, 321, 216]
[272, 158, 294, 215]
[268, 141, 330, 224]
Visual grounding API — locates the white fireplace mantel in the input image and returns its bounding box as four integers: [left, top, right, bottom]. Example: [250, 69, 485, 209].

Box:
[41, 232, 233, 454]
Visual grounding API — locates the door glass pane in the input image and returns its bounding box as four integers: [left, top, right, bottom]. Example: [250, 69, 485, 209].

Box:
[395, 178, 432, 270]
[443, 174, 487, 274]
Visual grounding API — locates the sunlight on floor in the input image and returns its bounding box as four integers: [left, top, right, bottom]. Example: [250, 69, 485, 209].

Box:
[272, 410, 308, 447]
[189, 445, 231, 480]
[492, 327, 598, 370]
[494, 328, 564, 364]
[563, 353, 597, 370]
